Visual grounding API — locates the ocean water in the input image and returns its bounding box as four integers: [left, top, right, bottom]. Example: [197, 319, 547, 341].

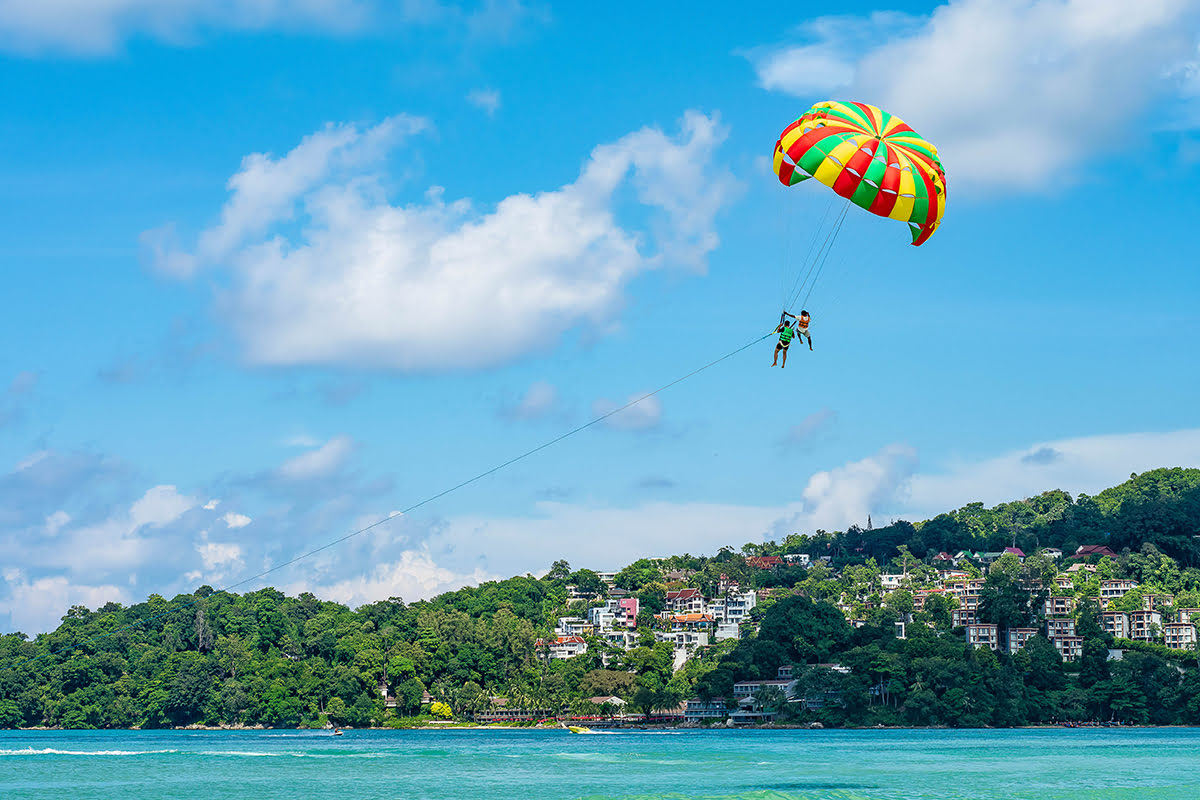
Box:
[2, 727, 1198, 799]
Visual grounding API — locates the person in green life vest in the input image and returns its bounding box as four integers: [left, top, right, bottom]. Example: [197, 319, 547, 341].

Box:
[772, 310, 812, 368]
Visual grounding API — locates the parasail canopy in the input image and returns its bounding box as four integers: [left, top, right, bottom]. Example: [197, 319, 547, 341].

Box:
[773, 100, 946, 246]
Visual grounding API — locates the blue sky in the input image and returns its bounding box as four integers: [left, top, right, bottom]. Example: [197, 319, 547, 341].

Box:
[2, 0, 1199, 633]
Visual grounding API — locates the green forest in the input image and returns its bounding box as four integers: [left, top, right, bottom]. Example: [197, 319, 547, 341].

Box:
[3, 467, 1200, 730]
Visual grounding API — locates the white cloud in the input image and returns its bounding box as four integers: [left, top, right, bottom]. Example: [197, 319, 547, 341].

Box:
[0, 571, 128, 635]
[594, 394, 663, 431]
[144, 114, 430, 279]
[276, 435, 355, 481]
[750, 13, 916, 96]
[749, 0, 1200, 191]
[503, 380, 560, 420]
[467, 87, 501, 115]
[203, 499, 221, 510]
[221, 511, 252, 529]
[0, 0, 375, 56]
[291, 547, 494, 607]
[425, 500, 796, 578]
[130, 485, 196, 528]
[416, 428, 1200, 583]
[43, 510, 70, 536]
[756, 45, 854, 95]
[43, 485, 196, 575]
[906, 429, 1200, 518]
[783, 444, 919, 532]
[5, 426, 1198, 633]
[195, 537, 244, 572]
[148, 111, 734, 370]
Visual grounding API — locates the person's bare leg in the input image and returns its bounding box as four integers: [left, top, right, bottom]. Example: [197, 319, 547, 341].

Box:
[772, 344, 780, 366]
[781, 347, 788, 368]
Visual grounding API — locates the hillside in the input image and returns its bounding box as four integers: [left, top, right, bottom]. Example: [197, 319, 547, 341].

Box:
[3, 467, 1200, 729]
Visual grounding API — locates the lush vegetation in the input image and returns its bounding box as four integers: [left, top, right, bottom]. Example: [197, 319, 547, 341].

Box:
[694, 585, 1200, 727]
[3, 467, 1200, 729]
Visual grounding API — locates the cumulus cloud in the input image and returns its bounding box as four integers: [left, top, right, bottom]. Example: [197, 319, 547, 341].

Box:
[196, 540, 243, 570]
[748, 0, 1200, 191]
[0, 571, 128, 636]
[594, 394, 663, 431]
[779, 444, 919, 533]
[130, 485, 196, 528]
[290, 547, 494, 607]
[907, 429, 1200, 517]
[276, 435, 355, 481]
[42, 485, 196, 575]
[144, 114, 431, 279]
[467, 87, 501, 115]
[0, 0, 376, 56]
[221, 511, 252, 529]
[5, 426, 1199, 634]
[751, 12, 917, 95]
[147, 111, 734, 370]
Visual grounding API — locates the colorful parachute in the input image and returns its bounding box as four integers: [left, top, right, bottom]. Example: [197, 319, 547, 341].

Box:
[773, 101, 946, 246]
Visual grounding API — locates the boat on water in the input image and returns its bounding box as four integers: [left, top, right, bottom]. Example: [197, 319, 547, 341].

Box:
[567, 725, 592, 734]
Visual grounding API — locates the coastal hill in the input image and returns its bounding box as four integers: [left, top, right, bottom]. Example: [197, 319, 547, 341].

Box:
[3, 467, 1200, 729]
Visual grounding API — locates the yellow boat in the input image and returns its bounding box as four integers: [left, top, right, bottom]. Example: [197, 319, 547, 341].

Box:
[565, 724, 592, 734]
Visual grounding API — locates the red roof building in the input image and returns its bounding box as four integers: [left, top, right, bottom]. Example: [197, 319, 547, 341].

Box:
[1074, 545, 1117, 559]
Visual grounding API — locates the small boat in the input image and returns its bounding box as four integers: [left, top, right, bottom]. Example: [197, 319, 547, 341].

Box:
[333, 728, 344, 736]
[567, 725, 592, 734]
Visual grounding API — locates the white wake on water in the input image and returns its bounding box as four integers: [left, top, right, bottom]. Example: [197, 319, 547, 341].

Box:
[0, 748, 180, 756]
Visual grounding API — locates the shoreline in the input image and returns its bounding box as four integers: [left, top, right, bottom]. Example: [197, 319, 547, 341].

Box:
[7, 722, 1196, 733]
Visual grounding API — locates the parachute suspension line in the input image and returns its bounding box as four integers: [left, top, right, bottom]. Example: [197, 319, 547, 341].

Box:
[797, 200, 851, 311]
[782, 197, 835, 310]
[807, 251, 853, 312]
[785, 200, 847, 311]
[12, 331, 775, 669]
[787, 199, 850, 311]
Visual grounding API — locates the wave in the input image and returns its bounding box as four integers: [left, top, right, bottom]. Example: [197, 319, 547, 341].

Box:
[0, 748, 180, 757]
[0, 745, 403, 760]
[197, 750, 388, 759]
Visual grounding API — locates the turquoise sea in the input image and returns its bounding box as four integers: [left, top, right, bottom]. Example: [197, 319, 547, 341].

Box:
[2, 728, 1198, 799]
